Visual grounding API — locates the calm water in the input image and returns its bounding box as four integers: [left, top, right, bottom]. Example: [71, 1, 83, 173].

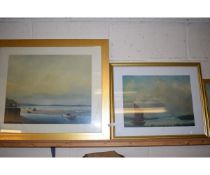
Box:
[124, 115, 195, 127]
[19, 105, 91, 124]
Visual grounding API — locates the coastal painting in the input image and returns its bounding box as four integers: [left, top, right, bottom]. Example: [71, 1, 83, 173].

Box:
[205, 82, 210, 114]
[123, 75, 195, 127]
[4, 55, 92, 124]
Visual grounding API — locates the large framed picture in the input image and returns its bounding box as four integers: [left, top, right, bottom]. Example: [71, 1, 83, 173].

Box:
[0, 39, 110, 141]
[110, 62, 209, 139]
[203, 79, 210, 126]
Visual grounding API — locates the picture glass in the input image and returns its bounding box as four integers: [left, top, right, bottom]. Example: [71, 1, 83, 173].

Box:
[123, 75, 195, 127]
[5, 55, 92, 124]
[112, 65, 205, 137]
[0, 46, 102, 134]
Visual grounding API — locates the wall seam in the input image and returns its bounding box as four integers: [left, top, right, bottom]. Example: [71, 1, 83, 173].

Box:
[185, 20, 190, 59]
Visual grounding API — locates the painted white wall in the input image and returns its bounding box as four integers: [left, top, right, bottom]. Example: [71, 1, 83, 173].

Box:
[0, 18, 210, 157]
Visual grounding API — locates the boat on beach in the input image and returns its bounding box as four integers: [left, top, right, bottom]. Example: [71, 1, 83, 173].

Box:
[62, 113, 76, 120]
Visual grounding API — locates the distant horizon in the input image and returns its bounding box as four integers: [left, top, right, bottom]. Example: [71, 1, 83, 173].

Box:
[7, 96, 91, 106]
[19, 103, 91, 107]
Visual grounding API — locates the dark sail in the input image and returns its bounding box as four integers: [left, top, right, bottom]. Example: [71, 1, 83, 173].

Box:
[133, 103, 145, 126]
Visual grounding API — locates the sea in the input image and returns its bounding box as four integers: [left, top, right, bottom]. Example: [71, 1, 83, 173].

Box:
[19, 105, 91, 124]
[124, 115, 195, 127]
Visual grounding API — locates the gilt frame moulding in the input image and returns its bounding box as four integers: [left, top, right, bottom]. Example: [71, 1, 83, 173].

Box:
[110, 62, 210, 140]
[0, 39, 110, 145]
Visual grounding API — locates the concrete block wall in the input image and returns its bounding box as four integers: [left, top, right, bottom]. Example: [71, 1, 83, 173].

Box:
[0, 18, 210, 157]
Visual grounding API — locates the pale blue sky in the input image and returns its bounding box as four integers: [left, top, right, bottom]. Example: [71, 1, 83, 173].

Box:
[6, 55, 92, 105]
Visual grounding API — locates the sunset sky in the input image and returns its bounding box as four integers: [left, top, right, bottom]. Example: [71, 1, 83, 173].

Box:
[6, 55, 92, 105]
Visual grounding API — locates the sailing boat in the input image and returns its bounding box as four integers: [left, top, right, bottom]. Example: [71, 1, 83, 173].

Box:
[132, 103, 145, 126]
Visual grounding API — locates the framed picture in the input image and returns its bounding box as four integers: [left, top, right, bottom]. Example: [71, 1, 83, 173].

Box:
[203, 79, 210, 126]
[110, 62, 209, 139]
[0, 39, 110, 141]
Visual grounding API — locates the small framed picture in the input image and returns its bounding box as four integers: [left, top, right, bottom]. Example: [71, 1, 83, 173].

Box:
[110, 62, 209, 139]
[0, 39, 110, 143]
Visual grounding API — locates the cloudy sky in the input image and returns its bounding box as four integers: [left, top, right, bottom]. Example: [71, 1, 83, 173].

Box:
[123, 75, 194, 117]
[6, 55, 91, 105]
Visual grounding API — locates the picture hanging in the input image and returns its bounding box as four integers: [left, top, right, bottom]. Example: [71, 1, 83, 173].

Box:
[0, 39, 110, 141]
[110, 62, 209, 139]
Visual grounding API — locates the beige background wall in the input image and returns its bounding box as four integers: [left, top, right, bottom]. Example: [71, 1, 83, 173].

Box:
[0, 18, 210, 157]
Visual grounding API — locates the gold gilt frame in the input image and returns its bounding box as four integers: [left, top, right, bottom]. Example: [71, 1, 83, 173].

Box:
[0, 39, 110, 142]
[110, 62, 209, 140]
